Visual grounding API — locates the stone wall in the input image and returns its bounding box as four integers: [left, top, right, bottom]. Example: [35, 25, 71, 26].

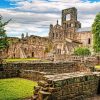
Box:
[0, 61, 100, 100]
[19, 62, 91, 81]
[54, 55, 100, 66]
[62, 7, 81, 40]
[20, 70, 47, 81]
[76, 31, 93, 49]
[7, 35, 52, 59]
[33, 72, 100, 100]
[0, 62, 90, 79]
[0, 64, 19, 78]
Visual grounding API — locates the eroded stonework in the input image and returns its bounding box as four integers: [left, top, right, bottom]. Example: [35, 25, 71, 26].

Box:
[4, 7, 92, 60]
[7, 35, 52, 59]
[48, 7, 92, 60]
[49, 7, 81, 40]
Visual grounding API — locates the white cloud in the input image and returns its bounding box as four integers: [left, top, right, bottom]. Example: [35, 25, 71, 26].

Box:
[1, 0, 100, 37]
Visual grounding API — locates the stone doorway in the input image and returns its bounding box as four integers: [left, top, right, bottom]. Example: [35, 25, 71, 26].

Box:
[32, 52, 34, 57]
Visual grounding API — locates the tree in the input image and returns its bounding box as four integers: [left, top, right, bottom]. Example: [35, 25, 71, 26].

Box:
[0, 15, 11, 49]
[92, 12, 100, 53]
[74, 47, 91, 56]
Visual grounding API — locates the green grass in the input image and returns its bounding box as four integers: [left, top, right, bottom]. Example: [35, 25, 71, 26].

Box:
[95, 65, 100, 70]
[0, 78, 37, 100]
[5, 58, 41, 62]
[4, 58, 50, 63]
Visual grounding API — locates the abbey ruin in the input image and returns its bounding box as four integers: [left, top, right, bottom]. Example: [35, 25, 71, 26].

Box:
[0, 7, 100, 100]
[2, 7, 92, 61]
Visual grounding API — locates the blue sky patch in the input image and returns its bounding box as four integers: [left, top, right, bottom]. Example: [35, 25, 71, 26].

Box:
[0, 0, 99, 8]
[0, 0, 16, 8]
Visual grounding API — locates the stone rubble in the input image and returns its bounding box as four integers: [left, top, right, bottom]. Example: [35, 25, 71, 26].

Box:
[33, 72, 100, 100]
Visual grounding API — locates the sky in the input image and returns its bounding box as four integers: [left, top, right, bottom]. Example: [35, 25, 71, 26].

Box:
[0, 0, 100, 38]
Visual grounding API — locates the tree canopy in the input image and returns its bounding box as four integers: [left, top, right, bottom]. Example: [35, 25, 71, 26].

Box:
[92, 12, 100, 53]
[74, 47, 91, 56]
[0, 15, 11, 49]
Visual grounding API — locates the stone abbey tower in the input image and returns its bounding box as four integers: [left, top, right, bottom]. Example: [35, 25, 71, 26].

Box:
[48, 7, 92, 60]
[62, 7, 81, 39]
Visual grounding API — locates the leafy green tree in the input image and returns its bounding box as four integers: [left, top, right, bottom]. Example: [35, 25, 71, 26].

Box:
[0, 15, 11, 49]
[74, 47, 91, 56]
[92, 12, 100, 53]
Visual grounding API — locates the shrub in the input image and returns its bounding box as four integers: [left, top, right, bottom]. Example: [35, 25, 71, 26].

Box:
[74, 47, 91, 56]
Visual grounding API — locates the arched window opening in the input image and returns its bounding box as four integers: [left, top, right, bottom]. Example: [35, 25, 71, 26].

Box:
[71, 23, 74, 27]
[66, 14, 70, 21]
[88, 38, 91, 44]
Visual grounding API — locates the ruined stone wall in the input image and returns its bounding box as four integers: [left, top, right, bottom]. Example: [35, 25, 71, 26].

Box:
[62, 7, 81, 40]
[20, 70, 47, 81]
[49, 23, 65, 41]
[0, 62, 90, 79]
[76, 31, 93, 49]
[33, 72, 100, 100]
[7, 35, 52, 59]
[0, 64, 19, 78]
[8, 62, 90, 73]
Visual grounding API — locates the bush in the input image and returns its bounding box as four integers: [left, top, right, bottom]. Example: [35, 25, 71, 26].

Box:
[74, 47, 91, 56]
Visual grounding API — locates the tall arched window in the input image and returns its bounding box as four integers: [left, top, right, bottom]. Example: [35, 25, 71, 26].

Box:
[71, 23, 74, 27]
[66, 14, 70, 21]
[88, 38, 91, 44]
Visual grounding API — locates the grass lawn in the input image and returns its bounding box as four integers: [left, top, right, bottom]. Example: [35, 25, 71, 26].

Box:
[0, 78, 37, 100]
[5, 58, 50, 63]
[95, 65, 100, 70]
[5, 58, 41, 62]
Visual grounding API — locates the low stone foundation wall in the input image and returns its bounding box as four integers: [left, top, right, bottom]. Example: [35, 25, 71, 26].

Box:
[0, 64, 19, 78]
[33, 72, 100, 100]
[0, 62, 90, 79]
[54, 55, 100, 65]
[6, 62, 82, 74]
[0, 61, 100, 100]
[20, 70, 47, 81]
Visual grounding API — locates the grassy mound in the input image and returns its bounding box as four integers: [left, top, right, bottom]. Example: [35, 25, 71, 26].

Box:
[0, 78, 37, 100]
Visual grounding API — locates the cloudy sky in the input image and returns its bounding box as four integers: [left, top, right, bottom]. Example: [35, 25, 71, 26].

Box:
[0, 0, 100, 37]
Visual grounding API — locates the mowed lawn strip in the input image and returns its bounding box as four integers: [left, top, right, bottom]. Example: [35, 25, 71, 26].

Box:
[95, 65, 100, 70]
[0, 78, 37, 100]
[4, 58, 49, 63]
[5, 58, 41, 62]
